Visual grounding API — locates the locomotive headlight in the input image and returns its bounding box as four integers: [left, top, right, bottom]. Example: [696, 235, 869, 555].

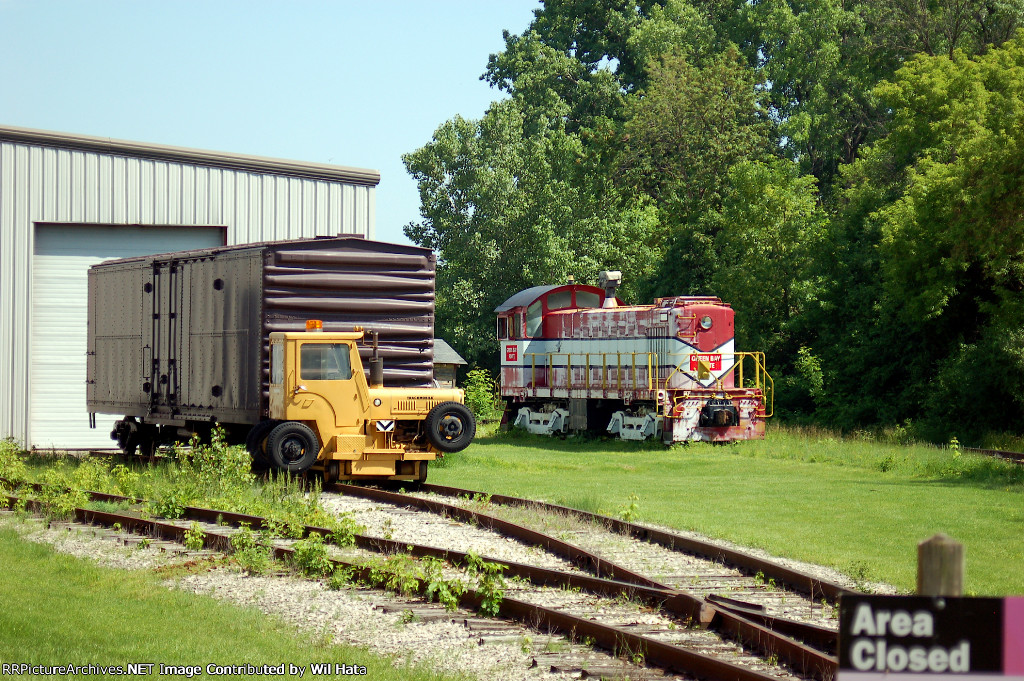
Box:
[700, 315, 713, 330]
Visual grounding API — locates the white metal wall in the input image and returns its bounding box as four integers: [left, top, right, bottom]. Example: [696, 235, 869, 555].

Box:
[0, 129, 379, 447]
[31, 225, 226, 450]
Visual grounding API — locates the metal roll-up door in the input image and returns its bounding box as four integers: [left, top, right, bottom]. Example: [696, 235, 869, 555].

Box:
[30, 225, 224, 449]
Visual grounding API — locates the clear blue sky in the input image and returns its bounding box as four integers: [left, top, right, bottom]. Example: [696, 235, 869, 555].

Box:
[0, 0, 541, 245]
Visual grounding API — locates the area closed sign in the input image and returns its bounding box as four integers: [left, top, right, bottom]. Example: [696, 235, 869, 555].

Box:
[839, 595, 1024, 679]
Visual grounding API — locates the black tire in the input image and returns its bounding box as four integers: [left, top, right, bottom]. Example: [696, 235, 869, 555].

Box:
[245, 420, 277, 465]
[266, 422, 320, 473]
[424, 402, 476, 453]
[112, 418, 139, 456]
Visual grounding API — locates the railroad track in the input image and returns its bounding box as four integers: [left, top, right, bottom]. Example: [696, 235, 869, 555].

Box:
[328, 484, 843, 677]
[2, 478, 844, 681]
[962, 446, 1024, 464]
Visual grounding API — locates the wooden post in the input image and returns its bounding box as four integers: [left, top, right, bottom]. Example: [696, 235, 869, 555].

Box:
[917, 533, 965, 596]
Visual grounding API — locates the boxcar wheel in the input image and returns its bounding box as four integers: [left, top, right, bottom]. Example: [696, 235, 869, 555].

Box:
[112, 418, 139, 456]
[266, 422, 320, 473]
[424, 402, 476, 453]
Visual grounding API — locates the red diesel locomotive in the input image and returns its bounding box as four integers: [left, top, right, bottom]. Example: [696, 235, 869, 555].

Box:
[496, 272, 772, 443]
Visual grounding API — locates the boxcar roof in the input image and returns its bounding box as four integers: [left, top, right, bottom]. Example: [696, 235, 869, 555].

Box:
[90, 235, 432, 268]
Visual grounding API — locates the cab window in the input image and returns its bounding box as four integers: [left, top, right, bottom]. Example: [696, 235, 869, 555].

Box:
[300, 343, 353, 381]
[548, 290, 572, 310]
[271, 342, 284, 384]
[526, 300, 543, 337]
[497, 317, 509, 339]
[576, 291, 600, 308]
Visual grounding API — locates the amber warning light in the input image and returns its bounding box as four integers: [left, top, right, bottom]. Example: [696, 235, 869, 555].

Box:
[306, 320, 323, 332]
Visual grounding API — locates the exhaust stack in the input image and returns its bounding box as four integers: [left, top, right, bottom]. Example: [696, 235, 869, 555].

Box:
[598, 271, 622, 308]
[368, 330, 384, 387]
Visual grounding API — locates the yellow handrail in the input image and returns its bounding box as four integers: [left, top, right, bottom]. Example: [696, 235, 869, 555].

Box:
[525, 352, 660, 391]
[521, 351, 773, 418]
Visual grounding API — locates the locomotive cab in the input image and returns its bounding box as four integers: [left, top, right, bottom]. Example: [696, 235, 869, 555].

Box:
[496, 273, 772, 443]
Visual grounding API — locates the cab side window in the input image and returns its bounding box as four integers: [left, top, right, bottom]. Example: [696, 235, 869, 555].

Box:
[526, 300, 543, 337]
[300, 343, 353, 381]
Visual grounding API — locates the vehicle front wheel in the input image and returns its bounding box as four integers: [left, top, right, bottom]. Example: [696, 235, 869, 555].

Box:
[266, 422, 320, 473]
[424, 402, 476, 453]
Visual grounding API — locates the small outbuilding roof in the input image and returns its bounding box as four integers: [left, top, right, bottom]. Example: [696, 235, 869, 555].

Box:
[434, 339, 467, 365]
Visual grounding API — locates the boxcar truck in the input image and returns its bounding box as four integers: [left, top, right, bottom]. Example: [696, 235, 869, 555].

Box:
[86, 236, 474, 482]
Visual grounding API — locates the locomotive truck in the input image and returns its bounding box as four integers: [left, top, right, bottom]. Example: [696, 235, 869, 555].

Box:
[497, 272, 772, 443]
[87, 236, 474, 481]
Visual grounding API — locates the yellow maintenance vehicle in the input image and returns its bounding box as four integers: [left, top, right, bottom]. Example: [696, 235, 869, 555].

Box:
[253, 323, 474, 482]
[87, 237, 473, 482]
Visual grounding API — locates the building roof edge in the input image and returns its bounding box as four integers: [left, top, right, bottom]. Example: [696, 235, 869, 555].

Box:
[0, 124, 380, 186]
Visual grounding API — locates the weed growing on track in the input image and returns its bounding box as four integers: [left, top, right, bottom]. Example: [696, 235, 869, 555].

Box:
[37, 468, 88, 520]
[420, 556, 466, 611]
[0, 437, 27, 484]
[183, 522, 206, 551]
[230, 523, 274, 575]
[328, 565, 356, 590]
[17, 426, 364, 546]
[347, 551, 501, 614]
[155, 429, 253, 514]
[292, 532, 333, 577]
[466, 551, 506, 617]
[368, 553, 420, 596]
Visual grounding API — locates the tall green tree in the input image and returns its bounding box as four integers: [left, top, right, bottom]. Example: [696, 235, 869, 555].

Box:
[617, 48, 774, 296]
[817, 33, 1024, 436]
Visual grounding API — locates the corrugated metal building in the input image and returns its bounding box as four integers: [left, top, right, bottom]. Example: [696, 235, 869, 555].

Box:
[0, 124, 380, 449]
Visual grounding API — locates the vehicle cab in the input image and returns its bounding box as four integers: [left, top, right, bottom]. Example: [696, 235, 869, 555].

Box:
[261, 324, 474, 481]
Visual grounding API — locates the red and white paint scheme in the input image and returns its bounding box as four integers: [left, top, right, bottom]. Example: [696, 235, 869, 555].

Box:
[495, 273, 772, 443]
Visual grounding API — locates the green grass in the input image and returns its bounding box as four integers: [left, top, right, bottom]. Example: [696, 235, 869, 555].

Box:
[0, 527, 461, 680]
[430, 426, 1024, 596]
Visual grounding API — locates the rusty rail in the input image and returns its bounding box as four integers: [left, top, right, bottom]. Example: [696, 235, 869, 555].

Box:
[337, 484, 837, 678]
[416, 482, 853, 602]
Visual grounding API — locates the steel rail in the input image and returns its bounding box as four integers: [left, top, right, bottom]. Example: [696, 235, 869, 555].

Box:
[2, 492, 794, 681]
[413, 482, 853, 602]
[963, 446, 1024, 464]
